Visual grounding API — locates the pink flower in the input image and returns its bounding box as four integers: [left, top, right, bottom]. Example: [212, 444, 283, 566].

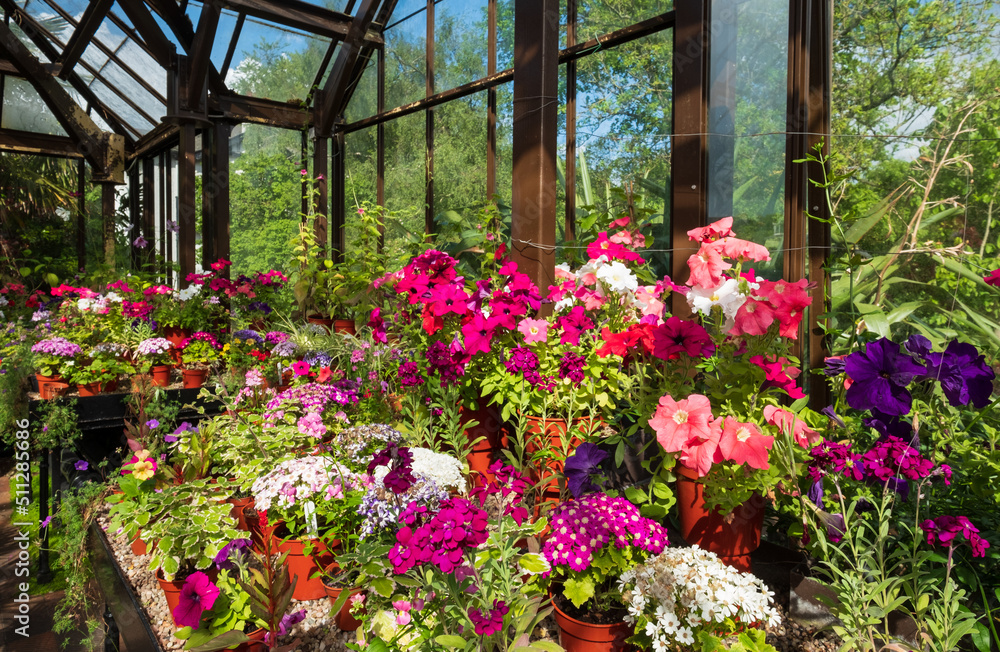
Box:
[649, 394, 722, 476]
[687, 217, 734, 242]
[174, 572, 219, 628]
[429, 283, 470, 317]
[517, 318, 548, 343]
[462, 312, 496, 356]
[985, 268, 1000, 287]
[686, 241, 731, 288]
[731, 298, 776, 337]
[764, 405, 821, 447]
[291, 360, 311, 376]
[718, 237, 772, 262]
[718, 417, 773, 469]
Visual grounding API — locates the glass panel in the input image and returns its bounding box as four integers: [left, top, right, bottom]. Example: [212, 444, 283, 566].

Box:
[229, 125, 305, 277]
[23, 0, 85, 43]
[384, 0, 427, 109]
[707, 0, 788, 279]
[81, 44, 164, 122]
[434, 0, 488, 92]
[344, 126, 377, 261]
[115, 39, 168, 100]
[433, 91, 487, 252]
[497, 0, 513, 71]
[1, 77, 68, 135]
[344, 55, 377, 123]
[574, 28, 673, 276]
[211, 7, 242, 72]
[383, 111, 426, 261]
[495, 81, 514, 207]
[577, 0, 673, 41]
[89, 76, 154, 133]
[225, 19, 332, 102]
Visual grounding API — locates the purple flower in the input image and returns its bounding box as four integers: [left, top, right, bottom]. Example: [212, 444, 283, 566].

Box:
[923, 340, 996, 408]
[807, 479, 824, 509]
[74, 460, 89, 471]
[41, 516, 53, 528]
[844, 338, 926, 416]
[563, 443, 608, 498]
[232, 329, 264, 346]
[921, 515, 990, 558]
[133, 236, 149, 248]
[174, 572, 220, 628]
[864, 410, 915, 446]
[146, 419, 160, 429]
[821, 405, 845, 428]
[468, 599, 509, 636]
[904, 334, 932, 359]
[213, 538, 252, 570]
[398, 361, 425, 387]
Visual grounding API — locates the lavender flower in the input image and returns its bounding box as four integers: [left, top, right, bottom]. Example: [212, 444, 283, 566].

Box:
[136, 338, 172, 356]
[32, 337, 81, 357]
[232, 329, 264, 346]
[271, 340, 298, 358]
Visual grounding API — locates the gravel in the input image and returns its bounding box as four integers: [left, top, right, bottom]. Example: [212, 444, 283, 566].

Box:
[96, 511, 841, 652]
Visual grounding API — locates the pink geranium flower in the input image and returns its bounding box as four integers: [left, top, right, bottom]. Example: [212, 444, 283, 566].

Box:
[517, 317, 548, 343]
[718, 417, 773, 469]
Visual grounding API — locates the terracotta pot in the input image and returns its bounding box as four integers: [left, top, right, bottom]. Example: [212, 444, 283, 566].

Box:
[460, 403, 508, 486]
[150, 365, 172, 387]
[162, 326, 191, 364]
[156, 568, 218, 626]
[333, 319, 356, 336]
[36, 373, 69, 400]
[675, 464, 765, 573]
[551, 595, 634, 652]
[233, 628, 266, 652]
[130, 530, 150, 556]
[227, 496, 255, 531]
[306, 314, 334, 332]
[323, 584, 364, 631]
[272, 531, 337, 601]
[76, 381, 102, 397]
[182, 367, 209, 389]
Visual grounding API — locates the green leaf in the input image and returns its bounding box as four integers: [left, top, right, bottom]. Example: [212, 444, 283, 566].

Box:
[45, 272, 59, 287]
[563, 576, 596, 609]
[435, 635, 469, 649]
[526, 642, 564, 652]
[517, 552, 550, 575]
[18, 267, 30, 277]
[371, 577, 393, 598]
[844, 196, 891, 243]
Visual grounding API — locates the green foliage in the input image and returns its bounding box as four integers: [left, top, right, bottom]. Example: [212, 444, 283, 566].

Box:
[34, 399, 83, 451]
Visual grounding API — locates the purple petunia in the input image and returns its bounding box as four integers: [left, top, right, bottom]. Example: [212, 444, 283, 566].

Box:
[923, 340, 996, 409]
[213, 538, 253, 570]
[844, 338, 926, 416]
[74, 460, 89, 471]
[563, 443, 608, 498]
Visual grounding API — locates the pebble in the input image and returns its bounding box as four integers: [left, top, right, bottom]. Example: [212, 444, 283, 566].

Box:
[96, 511, 840, 651]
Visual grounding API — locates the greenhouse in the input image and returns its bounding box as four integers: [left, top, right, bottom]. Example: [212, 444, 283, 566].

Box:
[0, 1, 997, 651]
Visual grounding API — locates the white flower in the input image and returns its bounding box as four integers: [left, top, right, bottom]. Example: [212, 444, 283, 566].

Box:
[0, 295, 8, 307]
[595, 261, 638, 293]
[675, 626, 694, 645]
[77, 298, 93, 311]
[178, 285, 201, 301]
[105, 291, 123, 303]
[687, 277, 746, 328]
[371, 447, 466, 493]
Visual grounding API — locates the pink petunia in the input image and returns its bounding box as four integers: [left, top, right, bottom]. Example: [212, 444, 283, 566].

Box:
[461, 312, 496, 356]
[985, 268, 1000, 287]
[174, 572, 220, 628]
[649, 394, 719, 457]
[686, 241, 732, 288]
[717, 237, 772, 262]
[291, 360, 311, 376]
[428, 283, 470, 317]
[517, 318, 549, 344]
[678, 421, 724, 478]
[731, 298, 776, 337]
[718, 417, 773, 470]
[687, 216, 734, 243]
[763, 405, 821, 448]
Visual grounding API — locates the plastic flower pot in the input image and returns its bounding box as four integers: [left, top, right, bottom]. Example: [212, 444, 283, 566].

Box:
[333, 319, 356, 335]
[150, 365, 173, 387]
[76, 381, 102, 397]
[551, 594, 635, 652]
[232, 627, 266, 652]
[675, 464, 765, 573]
[271, 530, 337, 601]
[459, 403, 508, 487]
[306, 314, 334, 332]
[36, 374, 69, 400]
[227, 496, 255, 531]
[182, 368, 209, 389]
[130, 529, 150, 556]
[162, 326, 191, 364]
[322, 581, 365, 631]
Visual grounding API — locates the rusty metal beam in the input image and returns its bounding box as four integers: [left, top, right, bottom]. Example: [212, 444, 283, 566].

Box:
[0, 0, 136, 145]
[313, 133, 329, 253]
[58, 0, 115, 79]
[187, 2, 221, 110]
[129, 123, 180, 162]
[0, 19, 125, 182]
[511, 0, 559, 301]
[0, 128, 84, 159]
[117, 1, 177, 69]
[316, 0, 381, 136]
[211, 0, 383, 46]
[670, 0, 708, 318]
[214, 93, 311, 129]
[178, 122, 197, 285]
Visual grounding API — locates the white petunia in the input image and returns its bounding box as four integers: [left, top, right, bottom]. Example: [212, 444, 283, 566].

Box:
[596, 260, 638, 293]
[178, 285, 202, 301]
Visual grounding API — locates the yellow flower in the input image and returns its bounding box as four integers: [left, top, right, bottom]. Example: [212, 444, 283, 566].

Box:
[132, 459, 156, 481]
[245, 338, 254, 346]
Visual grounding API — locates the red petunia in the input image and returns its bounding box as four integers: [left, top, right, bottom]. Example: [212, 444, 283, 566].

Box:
[718, 417, 773, 470]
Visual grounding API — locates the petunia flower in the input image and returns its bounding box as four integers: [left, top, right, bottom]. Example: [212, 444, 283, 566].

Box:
[763, 405, 820, 448]
[74, 460, 89, 471]
[291, 360, 311, 376]
[517, 317, 549, 344]
[173, 572, 220, 628]
[844, 338, 926, 416]
[564, 443, 608, 498]
[686, 241, 731, 288]
[923, 340, 996, 408]
[718, 417, 773, 469]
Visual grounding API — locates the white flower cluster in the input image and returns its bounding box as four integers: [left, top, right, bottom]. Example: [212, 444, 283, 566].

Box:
[370, 447, 466, 493]
[686, 278, 758, 331]
[619, 546, 780, 650]
[251, 455, 359, 510]
[178, 285, 201, 301]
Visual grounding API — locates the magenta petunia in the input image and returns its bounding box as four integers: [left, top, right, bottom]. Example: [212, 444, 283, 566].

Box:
[173, 571, 220, 628]
[291, 360, 311, 376]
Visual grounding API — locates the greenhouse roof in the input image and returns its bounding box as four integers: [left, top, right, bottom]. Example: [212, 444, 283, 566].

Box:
[0, 0, 392, 177]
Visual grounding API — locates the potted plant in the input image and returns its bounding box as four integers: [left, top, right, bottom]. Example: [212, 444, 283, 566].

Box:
[250, 455, 365, 600]
[65, 344, 134, 395]
[173, 538, 304, 652]
[30, 337, 81, 398]
[338, 458, 553, 650]
[136, 337, 174, 386]
[538, 487, 669, 652]
[619, 546, 781, 650]
[179, 332, 222, 388]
